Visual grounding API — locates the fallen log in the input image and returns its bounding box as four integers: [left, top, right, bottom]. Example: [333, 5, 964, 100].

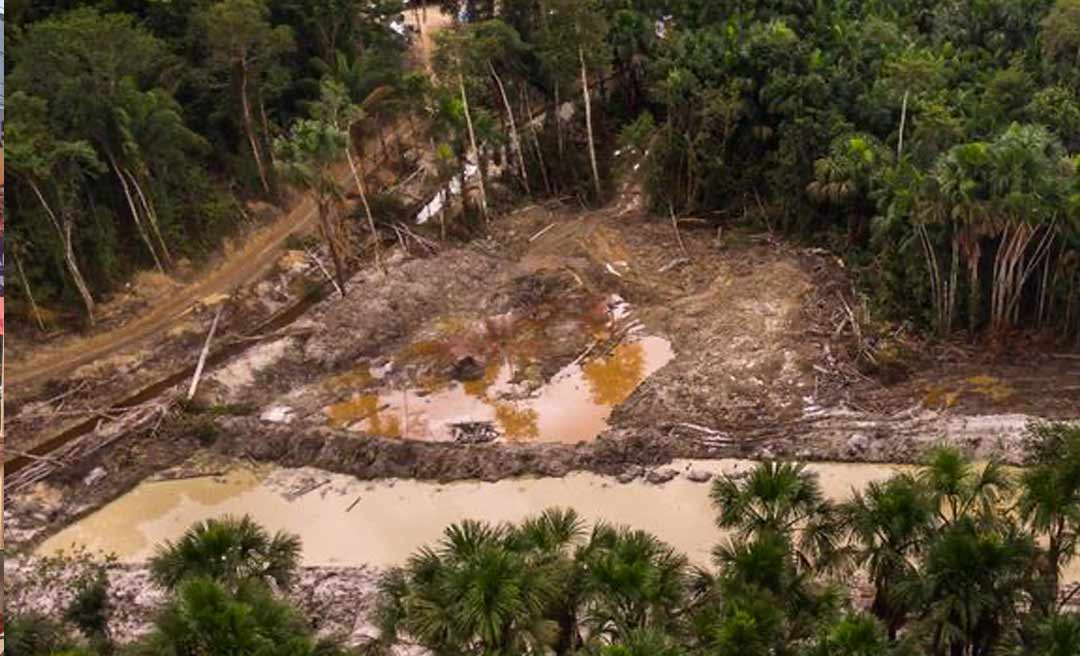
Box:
[188, 305, 225, 401]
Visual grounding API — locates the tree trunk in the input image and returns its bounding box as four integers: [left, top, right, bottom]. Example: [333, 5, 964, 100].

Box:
[967, 248, 980, 336]
[460, 72, 489, 222]
[28, 178, 96, 324]
[317, 200, 348, 297]
[346, 133, 382, 271]
[948, 234, 959, 335]
[258, 85, 275, 165]
[555, 81, 564, 157]
[13, 249, 48, 331]
[125, 168, 172, 268]
[580, 46, 602, 202]
[110, 157, 164, 274]
[897, 89, 909, 159]
[240, 61, 272, 195]
[490, 61, 530, 195]
[522, 89, 553, 196]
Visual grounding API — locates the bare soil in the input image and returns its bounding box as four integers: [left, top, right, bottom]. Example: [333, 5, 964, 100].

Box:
[7, 183, 1077, 560]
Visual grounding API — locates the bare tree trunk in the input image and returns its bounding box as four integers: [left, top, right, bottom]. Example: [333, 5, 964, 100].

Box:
[555, 82, 564, 157]
[28, 178, 97, 324]
[580, 46, 602, 202]
[967, 251, 980, 336]
[490, 61, 530, 195]
[460, 72, 489, 222]
[897, 89, 909, 159]
[188, 304, 224, 400]
[125, 169, 172, 268]
[1007, 225, 1056, 323]
[317, 200, 348, 297]
[346, 132, 383, 270]
[258, 85, 275, 166]
[110, 157, 165, 274]
[240, 62, 272, 195]
[947, 234, 959, 336]
[13, 248, 48, 332]
[917, 223, 946, 335]
[522, 89, 553, 196]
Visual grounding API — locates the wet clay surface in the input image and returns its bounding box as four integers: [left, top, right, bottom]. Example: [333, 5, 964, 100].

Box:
[7, 177, 1078, 571]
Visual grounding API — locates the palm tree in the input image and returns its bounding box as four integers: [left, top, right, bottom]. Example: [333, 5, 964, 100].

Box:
[1018, 422, 1080, 614]
[577, 524, 688, 642]
[807, 613, 891, 656]
[806, 132, 893, 244]
[710, 461, 845, 574]
[6, 91, 105, 325]
[274, 118, 351, 296]
[138, 577, 339, 656]
[149, 515, 301, 592]
[312, 78, 388, 270]
[841, 474, 934, 639]
[374, 518, 563, 655]
[918, 446, 1012, 527]
[904, 517, 1037, 656]
[7, 613, 78, 655]
[1033, 613, 1080, 656]
[710, 530, 843, 648]
[596, 628, 684, 656]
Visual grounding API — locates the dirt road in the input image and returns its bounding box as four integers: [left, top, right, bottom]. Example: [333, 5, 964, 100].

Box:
[7, 9, 451, 392]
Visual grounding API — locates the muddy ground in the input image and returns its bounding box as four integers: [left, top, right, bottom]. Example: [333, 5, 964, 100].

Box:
[5, 179, 1079, 648]
[7, 186, 1078, 556]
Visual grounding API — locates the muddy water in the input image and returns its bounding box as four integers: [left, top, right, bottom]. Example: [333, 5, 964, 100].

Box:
[35, 460, 905, 566]
[327, 335, 674, 443]
[41, 459, 1080, 583]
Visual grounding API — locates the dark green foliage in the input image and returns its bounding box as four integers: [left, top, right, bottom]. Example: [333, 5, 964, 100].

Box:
[7, 614, 77, 656]
[635, 0, 1080, 338]
[64, 571, 112, 648]
[6, 0, 406, 326]
[149, 514, 302, 591]
[136, 578, 336, 656]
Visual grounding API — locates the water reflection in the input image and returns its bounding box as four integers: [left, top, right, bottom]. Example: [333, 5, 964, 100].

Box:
[325, 336, 674, 444]
[583, 342, 646, 406]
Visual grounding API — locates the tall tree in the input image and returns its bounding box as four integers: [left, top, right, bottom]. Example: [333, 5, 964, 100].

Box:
[6, 92, 105, 325]
[202, 0, 295, 196]
[274, 119, 352, 296]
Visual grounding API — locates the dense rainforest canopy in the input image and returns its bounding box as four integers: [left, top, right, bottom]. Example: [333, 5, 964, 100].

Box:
[6, 0, 1080, 339]
[9, 423, 1080, 655]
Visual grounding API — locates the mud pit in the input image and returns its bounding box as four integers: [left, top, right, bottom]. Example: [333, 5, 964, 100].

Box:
[8, 178, 1078, 573]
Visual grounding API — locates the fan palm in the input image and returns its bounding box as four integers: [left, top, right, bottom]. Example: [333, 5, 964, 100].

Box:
[1018, 422, 1080, 613]
[577, 524, 689, 642]
[374, 518, 563, 655]
[1033, 612, 1080, 656]
[841, 473, 934, 638]
[918, 445, 1012, 526]
[149, 514, 301, 592]
[903, 517, 1037, 656]
[597, 627, 685, 656]
[711, 461, 845, 574]
[137, 577, 332, 656]
[807, 613, 890, 656]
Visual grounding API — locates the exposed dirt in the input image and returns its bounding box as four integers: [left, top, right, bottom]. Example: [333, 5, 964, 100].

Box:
[5, 555, 416, 651]
[8, 186, 1077, 561]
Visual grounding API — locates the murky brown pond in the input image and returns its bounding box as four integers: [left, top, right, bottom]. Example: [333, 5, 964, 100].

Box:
[42, 458, 1077, 580]
[326, 335, 674, 443]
